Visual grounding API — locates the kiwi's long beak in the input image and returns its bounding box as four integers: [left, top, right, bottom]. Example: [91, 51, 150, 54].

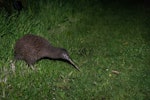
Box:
[63, 53, 80, 71]
[68, 58, 80, 71]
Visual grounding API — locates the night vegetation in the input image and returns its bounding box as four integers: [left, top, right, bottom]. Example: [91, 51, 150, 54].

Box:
[0, 0, 150, 99]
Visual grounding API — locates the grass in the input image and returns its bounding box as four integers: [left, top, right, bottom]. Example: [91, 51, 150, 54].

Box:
[0, 0, 150, 99]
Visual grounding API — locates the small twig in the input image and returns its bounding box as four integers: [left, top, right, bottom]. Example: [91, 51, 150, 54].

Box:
[111, 70, 120, 75]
